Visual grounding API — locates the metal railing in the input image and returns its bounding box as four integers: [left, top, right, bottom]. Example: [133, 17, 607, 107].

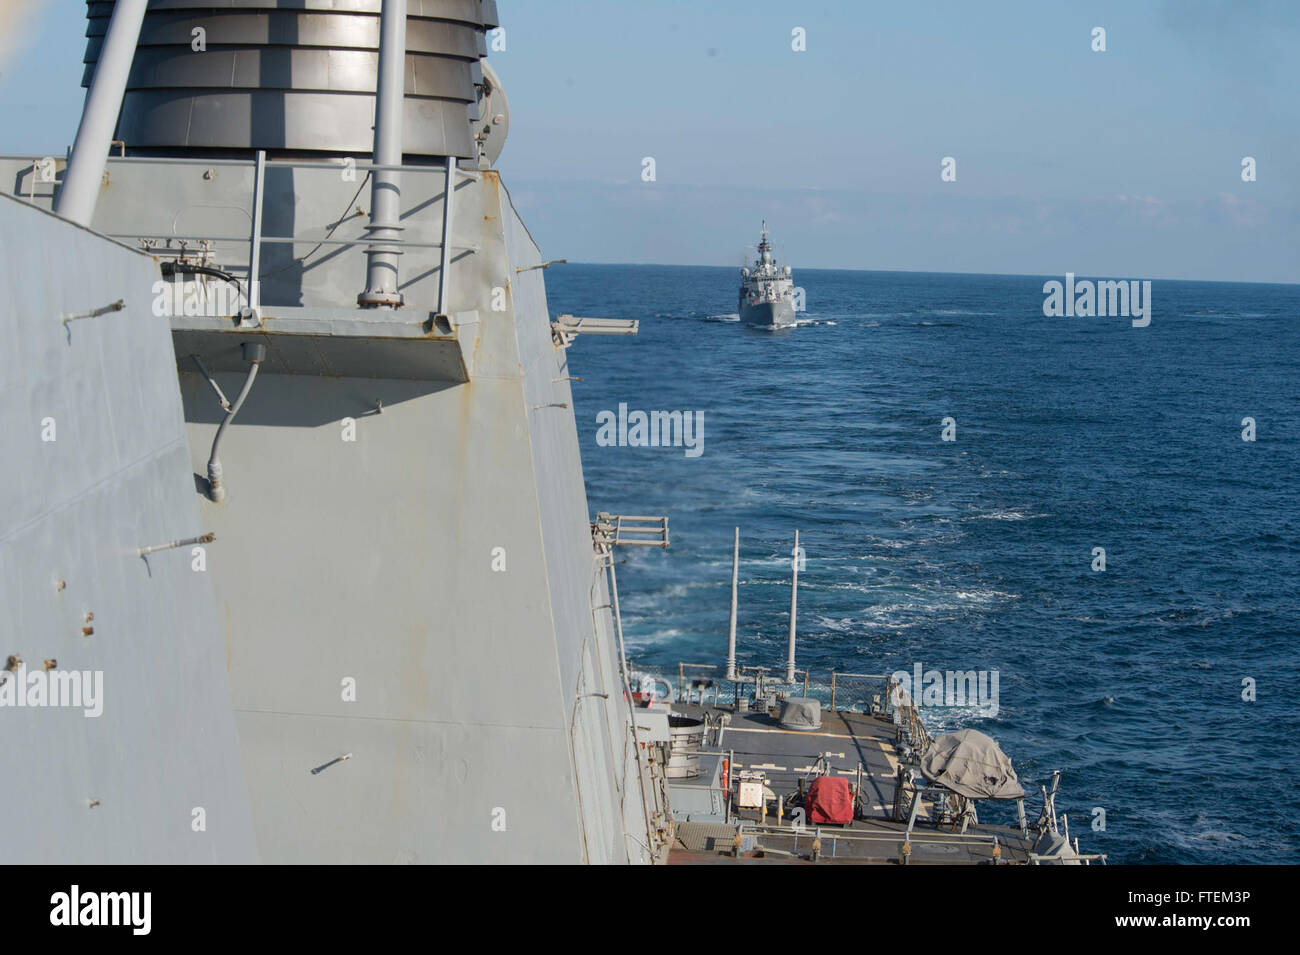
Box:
[829, 670, 889, 714]
[885, 674, 932, 753]
[631, 661, 910, 727]
[735, 820, 1005, 861]
[636, 659, 1104, 863]
[591, 514, 670, 549]
[119, 156, 479, 297]
[7, 151, 481, 315]
[12, 152, 479, 254]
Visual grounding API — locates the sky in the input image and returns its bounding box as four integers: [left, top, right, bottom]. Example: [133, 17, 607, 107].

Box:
[1, 0, 1296, 283]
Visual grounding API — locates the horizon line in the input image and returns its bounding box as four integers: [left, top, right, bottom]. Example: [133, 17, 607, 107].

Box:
[556, 262, 1300, 288]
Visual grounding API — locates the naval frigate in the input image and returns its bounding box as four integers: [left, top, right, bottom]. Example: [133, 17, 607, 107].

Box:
[1, 0, 1095, 866]
[738, 221, 796, 328]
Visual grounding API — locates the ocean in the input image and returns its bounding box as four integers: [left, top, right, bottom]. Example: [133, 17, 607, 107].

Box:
[545, 264, 1300, 865]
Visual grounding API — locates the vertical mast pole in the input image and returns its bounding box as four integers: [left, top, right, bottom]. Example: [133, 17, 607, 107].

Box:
[786, 530, 799, 684]
[55, 0, 149, 226]
[358, 0, 408, 307]
[725, 527, 739, 681]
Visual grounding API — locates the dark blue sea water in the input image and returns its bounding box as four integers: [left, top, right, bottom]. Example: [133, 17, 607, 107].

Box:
[545, 264, 1300, 865]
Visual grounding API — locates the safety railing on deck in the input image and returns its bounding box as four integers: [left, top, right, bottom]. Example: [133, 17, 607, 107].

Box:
[7, 152, 481, 316]
[631, 662, 930, 744]
[632, 660, 1106, 863]
[738, 820, 1006, 861]
[885, 674, 932, 753]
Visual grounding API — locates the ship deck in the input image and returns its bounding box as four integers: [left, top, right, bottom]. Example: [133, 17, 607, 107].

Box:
[666, 702, 1036, 864]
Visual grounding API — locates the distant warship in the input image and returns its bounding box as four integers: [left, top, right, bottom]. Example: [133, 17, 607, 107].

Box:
[738, 221, 796, 328]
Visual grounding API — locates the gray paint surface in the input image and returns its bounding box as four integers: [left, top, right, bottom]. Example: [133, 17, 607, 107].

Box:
[162, 174, 653, 863]
[0, 193, 257, 863]
[1, 0, 667, 865]
[740, 299, 796, 328]
[0, 154, 664, 863]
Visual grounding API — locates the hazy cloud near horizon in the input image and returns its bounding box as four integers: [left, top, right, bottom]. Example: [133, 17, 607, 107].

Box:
[494, 1, 1298, 284]
[0, 1, 39, 75]
[0, 0, 1295, 283]
[505, 179, 1296, 283]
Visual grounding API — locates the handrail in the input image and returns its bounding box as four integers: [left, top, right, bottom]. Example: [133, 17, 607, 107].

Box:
[740, 820, 1001, 847]
[113, 233, 473, 252]
[631, 662, 932, 754]
[633, 663, 899, 719]
[1, 152, 483, 293]
[633, 659, 1099, 862]
[885, 674, 932, 752]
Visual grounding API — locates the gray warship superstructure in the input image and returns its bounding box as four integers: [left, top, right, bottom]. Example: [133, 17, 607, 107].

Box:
[1, 1, 1092, 866]
[738, 221, 796, 328]
[2, 0, 671, 864]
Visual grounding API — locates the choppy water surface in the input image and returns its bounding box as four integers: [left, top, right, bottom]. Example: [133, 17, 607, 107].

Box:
[545, 264, 1300, 864]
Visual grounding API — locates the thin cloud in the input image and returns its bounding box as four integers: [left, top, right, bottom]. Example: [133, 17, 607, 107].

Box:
[0, 0, 39, 75]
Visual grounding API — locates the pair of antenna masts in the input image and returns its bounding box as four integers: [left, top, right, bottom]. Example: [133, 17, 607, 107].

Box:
[725, 527, 800, 686]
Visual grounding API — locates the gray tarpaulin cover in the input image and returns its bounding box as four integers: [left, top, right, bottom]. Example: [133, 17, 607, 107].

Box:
[920, 729, 1025, 799]
[779, 697, 822, 731]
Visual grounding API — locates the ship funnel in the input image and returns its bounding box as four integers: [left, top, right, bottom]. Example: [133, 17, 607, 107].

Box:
[80, 0, 503, 161]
